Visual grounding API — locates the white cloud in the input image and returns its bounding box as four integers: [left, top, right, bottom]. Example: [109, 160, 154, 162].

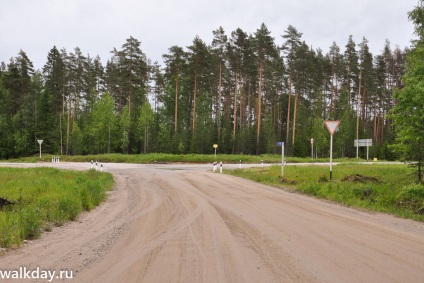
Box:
[0, 0, 416, 69]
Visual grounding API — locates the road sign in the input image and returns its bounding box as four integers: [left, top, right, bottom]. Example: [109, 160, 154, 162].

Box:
[37, 140, 43, 159]
[213, 144, 218, 158]
[310, 138, 314, 144]
[324, 120, 340, 135]
[324, 121, 340, 181]
[354, 139, 373, 161]
[277, 142, 283, 146]
[354, 139, 372, 147]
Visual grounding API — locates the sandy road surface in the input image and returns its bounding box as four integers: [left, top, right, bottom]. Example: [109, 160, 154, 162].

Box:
[1, 162, 424, 282]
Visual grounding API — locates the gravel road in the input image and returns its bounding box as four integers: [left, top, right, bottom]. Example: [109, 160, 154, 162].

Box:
[1, 162, 424, 282]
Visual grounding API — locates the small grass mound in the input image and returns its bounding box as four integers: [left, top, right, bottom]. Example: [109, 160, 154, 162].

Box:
[342, 174, 380, 183]
[279, 178, 297, 185]
[395, 183, 424, 214]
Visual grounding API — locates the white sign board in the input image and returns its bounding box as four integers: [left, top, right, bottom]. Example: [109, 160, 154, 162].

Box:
[324, 120, 340, 135]
[354, 139, 372, 147]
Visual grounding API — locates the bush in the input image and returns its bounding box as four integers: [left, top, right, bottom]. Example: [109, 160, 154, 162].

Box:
[396, 183, 424, 211]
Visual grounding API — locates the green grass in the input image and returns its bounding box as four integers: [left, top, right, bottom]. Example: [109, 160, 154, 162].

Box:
[228, 164, 424, 222]
[5, 153, 371, 165]
[0, 167, 114, 248]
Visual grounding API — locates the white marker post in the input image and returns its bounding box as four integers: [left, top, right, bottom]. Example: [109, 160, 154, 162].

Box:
[277, 142, 285, 177]
[324, 120, 340, 181]
[37, 140, 43, 159]
[310, 138, 314, 159]
[213, 161, 217, 172]
[220, 161, 222, 173]
[239, 160, 241, 169]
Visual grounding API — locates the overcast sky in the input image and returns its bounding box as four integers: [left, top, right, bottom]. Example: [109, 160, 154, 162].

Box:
[0, 0, 417, 70]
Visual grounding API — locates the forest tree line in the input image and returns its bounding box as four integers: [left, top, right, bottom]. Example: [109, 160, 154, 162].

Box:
[0, 23, 408, 159]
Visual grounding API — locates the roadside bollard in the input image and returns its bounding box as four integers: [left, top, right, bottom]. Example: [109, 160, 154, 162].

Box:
[58, 156, 60, 163]
[96, 161, 98, 171]
[91, 160, 94, 169]
[213, 161, 217, 172]
[261, 160, 264, 167]
[220, 161, 223, 173]
[239, 160, 241, 169]
[100, 164, 103, 172]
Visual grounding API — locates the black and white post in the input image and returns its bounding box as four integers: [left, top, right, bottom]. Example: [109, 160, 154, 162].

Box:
[324, 121, 340, 181]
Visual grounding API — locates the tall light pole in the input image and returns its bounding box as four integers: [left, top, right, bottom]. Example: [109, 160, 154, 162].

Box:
[37, 140, 43, 159]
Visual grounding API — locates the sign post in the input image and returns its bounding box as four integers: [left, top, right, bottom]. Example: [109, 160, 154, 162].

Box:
[277, 142, 285, 177]
[354, 139, 372, 161]
[37, 140, 43, 159]
[324, 121, 340, 181]
[213, 144, 218, 158]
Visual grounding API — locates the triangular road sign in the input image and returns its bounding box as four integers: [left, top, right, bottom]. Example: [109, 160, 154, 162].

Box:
[324, 120, 340, 135]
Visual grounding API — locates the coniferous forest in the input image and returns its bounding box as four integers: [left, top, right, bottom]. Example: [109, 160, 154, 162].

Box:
[0, 23, 410, 159]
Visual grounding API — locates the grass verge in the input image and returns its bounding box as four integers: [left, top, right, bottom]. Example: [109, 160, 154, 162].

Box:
[6, 153, 370, 165]
[0, 167, 114, 248]
[227, 164, 424, 222]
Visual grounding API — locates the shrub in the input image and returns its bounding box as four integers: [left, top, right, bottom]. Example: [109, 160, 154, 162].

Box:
[396, 183, 424, 211]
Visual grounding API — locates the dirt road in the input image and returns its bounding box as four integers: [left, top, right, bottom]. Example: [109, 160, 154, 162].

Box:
[1, 163, 424, 282]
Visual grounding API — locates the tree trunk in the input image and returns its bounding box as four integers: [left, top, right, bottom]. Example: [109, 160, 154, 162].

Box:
[356, 68, 362, 159]
[66, 96, 71, 155]
[373, 101, 377, 158]
[128, 50, 133, 116]
[174, 67, 178, 149]
[233, 72, 238, 153]
[247, 81, 251, 130]
[192, 68, 197, 136]
[291, 88, 299, 155]
[256, 61, 262, 155]
[239, 75, 244, 131]
[286, 69, 292, 153]
[218, 62, 222, 143]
